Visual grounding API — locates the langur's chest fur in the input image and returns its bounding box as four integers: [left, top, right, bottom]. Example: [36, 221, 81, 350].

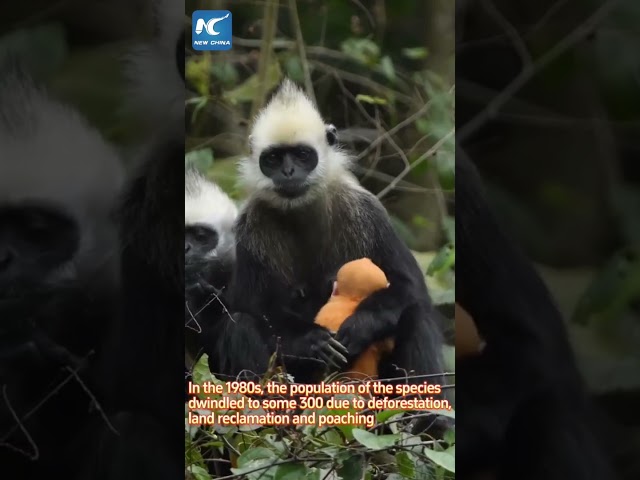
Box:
[239, 186, 379, 284]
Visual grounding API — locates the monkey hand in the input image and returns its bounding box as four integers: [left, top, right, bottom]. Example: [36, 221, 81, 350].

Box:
[335, 310, 387, 360]
[303, 326, 349, 371]
[185, 268, 218, 299]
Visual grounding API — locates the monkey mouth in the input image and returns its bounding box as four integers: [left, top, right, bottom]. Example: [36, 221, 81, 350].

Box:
[274, 182, 310, 198]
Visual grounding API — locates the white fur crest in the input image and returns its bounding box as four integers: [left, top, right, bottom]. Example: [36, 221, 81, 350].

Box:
[185, 169, 238, 259]
[238, 79, 352, 207]
[0, 68, 124, 285]
[0, 71, 124, 216]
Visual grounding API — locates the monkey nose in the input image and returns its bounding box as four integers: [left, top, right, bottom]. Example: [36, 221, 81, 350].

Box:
[282, 166, 295, 178]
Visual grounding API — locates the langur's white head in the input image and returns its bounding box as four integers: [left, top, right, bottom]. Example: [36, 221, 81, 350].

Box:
[238, 79, 352, 208]
[0, 65, 124, 288]
[184, 168, 238, 265]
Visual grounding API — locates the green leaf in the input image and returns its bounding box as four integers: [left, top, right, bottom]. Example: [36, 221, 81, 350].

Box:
[376, 410, 404, 424]
[340, 38, 381, 66]
[284, 55, 305, 83]
[211, 61, 239, 87]
[379, 55, 396, 82]
[352, 429, 400, 449]
[415, 118, 430, 135]
[320, 428, 345, 446]
[355, 94, 388, 105]
[188, 96, 209, 125]
[186, 55, 212, 96]
[236, 446, 276, 468]
[427, 244, 455, 276]
[442, 217, 455, 245]
[191, 354, 216, 386]
[444, 427, 455, 445]
[274, 463, 309, 480]
[187, 465, 213, 480]
[402, 47, 429, 60]
[337, 453, 365, 480]
[223, 62, 282, 105]
[338, 423, 356, 440]
[185, 148, 214, 172]
[396, 451, 416, 478]
[423, 445, 455, 473]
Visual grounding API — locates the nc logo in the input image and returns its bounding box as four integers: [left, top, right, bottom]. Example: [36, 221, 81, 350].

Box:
[192, 10, 232, 51]
[194, 13, 229, 35]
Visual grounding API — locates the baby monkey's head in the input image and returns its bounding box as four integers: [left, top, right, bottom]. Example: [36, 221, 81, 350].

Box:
[333, 258, 389, 300]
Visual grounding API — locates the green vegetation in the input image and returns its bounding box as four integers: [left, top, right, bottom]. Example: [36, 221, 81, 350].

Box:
[185, 1, 455, 478]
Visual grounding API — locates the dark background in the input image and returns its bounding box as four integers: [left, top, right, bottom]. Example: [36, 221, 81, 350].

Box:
[458, 0, 640, 478]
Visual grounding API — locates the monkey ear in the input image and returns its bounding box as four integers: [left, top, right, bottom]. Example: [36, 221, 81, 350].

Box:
[325, 124, 337, 146]
[331, 281, 339, 296]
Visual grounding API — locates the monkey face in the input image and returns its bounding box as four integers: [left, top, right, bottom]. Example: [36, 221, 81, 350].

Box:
[185, 223, 219, 264]
[259, 144, 319, 199]
[0, 204, 79, 289]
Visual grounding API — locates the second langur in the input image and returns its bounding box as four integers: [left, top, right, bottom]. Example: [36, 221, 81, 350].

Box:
[217, 79, 446, 391]
[184, 167, 238, 367]
[0, 61, 124, 478]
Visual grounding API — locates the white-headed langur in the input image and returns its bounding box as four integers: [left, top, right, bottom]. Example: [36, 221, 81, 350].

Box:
[0, 60, 124, 477]
[213, 80, 447, 401]
[184, 167, 238, 366]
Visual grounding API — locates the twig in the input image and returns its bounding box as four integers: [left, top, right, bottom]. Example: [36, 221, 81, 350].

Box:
[457, 0, 620, 143]
[481, 0, 532, 68]
[355, 101, 433, 162]
[64, 366, 118, 435]
[0, 385, 39, 460]
[287, 0, 315, 104]
[249, 0, 281, 122]
[376, 129, 455, 199]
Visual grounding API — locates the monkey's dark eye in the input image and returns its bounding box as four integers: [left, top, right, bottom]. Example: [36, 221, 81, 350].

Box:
[195, 226, 216, 244]
[262, 151, 280, 168]
[22, 210, 55, 234]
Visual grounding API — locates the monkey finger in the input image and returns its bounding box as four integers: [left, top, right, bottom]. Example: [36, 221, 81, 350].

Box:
[319, 350, 345, 370]
[328, 337, 349, 356]
[317, 350, 337, 368]
[323, 345, 348, 367]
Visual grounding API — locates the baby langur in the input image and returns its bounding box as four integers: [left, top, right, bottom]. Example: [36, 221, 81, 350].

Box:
[315, 258, 395, 380]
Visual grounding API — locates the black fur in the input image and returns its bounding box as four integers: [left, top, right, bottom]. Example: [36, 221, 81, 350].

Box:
[455, 154, 614, 479]
[81, 134, 185, 480]
[214, 183, 446, 390]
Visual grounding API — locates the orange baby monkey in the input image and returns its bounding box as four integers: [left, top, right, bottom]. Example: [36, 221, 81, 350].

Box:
[315, 258, 395, 380]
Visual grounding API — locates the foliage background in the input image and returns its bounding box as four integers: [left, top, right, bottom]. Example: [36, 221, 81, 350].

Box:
[185, 1, 455, 479]
[458, 1, 640, 478]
